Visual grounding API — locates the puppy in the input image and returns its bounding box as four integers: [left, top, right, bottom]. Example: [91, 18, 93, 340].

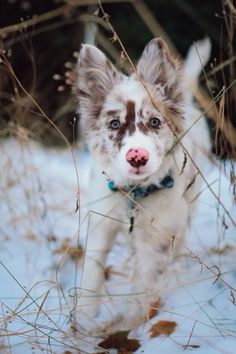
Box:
[74, 37, 211, 332]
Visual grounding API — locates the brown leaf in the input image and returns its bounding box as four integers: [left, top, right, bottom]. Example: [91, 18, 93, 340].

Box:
[187, 344, 200, 349]
[104, 265, 113, 280]
[98, 331, 140, 352]
[210, 244, 233, 255]
[147, 299, 161, 320]
[54, 239, 83, 261]
[25, 232, 37, 240]
[104, 266, 126, 280]
[149, 320, 177, 338]
[47, 234, 57, 242]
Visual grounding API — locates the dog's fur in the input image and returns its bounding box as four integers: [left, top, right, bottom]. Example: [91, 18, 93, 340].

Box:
[75, 37, 211, 332]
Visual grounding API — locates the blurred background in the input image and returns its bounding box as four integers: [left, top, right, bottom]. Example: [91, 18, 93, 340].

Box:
[0, 0, 235, 156]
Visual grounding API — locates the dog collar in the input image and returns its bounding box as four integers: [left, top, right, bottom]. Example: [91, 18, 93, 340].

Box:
[108, 175, 174, 233]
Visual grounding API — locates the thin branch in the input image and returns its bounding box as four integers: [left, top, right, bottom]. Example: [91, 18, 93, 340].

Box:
[0, 0, 127, 38]
[0, 3, 73, 38]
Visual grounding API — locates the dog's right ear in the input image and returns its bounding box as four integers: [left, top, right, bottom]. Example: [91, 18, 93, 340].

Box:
[75, 44, 119, 119]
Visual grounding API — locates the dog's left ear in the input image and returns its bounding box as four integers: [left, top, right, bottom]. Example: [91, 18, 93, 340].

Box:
[136, 38, 182, 103]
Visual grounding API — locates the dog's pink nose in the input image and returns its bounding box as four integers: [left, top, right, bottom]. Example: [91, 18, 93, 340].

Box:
[126, 148, 149, 168]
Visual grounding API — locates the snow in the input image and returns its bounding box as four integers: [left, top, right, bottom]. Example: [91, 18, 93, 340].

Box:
[0, 138, 235, 354]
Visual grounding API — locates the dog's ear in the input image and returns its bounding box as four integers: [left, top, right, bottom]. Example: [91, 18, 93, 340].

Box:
[136, 38, 182, 103]
[75, 44, 119, 119]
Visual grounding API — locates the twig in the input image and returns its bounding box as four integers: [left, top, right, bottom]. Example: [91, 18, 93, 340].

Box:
[1, 304, 12, 354]
[207, 55, 236, 78]
[96, 29, 129, 70]
[183, 320, 197, 351]
[186, 247, 236, 293]
[0, 3, 73, 38]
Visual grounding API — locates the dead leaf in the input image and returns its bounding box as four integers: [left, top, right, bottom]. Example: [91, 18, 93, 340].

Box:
[104, 265, 113, 280]
[147, 299, 161, 320]
[47, 234, 57, 242]
[25, 232, 37, 240]
[186, 344, 200, 349]
[210, 244, 233, 255]
[54, 239, 83, 261]
[98, 331, 140, 352]
[104, 266, 126, 280]
[149, 320, 177, 338]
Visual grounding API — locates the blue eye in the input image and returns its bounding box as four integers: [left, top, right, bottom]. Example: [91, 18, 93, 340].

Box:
[110, 119, 121, 129]
[150, 117, 161, 128]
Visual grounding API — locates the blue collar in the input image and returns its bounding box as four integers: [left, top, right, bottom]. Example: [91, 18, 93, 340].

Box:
[108, 175, 174, 233]
[108, 175, 174, 198]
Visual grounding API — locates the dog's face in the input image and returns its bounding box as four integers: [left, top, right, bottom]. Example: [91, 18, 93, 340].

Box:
[76, 38, 184, 184]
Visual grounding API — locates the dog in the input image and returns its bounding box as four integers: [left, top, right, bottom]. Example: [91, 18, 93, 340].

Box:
[74, 37, 211, 333]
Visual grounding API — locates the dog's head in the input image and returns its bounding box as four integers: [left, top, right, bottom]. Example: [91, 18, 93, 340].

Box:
[76, 38, 184, 184]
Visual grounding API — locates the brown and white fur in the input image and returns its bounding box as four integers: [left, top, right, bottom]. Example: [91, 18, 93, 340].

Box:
[75, 37, 211, 332]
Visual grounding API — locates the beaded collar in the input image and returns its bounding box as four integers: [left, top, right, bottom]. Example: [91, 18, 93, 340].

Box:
[108, 175, 174, 233]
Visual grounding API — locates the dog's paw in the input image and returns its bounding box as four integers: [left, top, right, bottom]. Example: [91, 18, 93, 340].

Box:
[76, 311, 138, 337]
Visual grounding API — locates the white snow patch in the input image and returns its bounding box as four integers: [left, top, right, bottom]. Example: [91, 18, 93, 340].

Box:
[0, 138, 235, 354]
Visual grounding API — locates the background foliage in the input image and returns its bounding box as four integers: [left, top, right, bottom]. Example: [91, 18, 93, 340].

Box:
[0, 0, 235, 155]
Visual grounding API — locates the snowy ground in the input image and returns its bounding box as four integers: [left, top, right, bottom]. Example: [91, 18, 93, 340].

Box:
[0, 137, 236, 354]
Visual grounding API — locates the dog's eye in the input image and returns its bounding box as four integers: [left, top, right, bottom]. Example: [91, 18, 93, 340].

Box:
[110, 119, 121, 129]
[150, 117, 161, 128]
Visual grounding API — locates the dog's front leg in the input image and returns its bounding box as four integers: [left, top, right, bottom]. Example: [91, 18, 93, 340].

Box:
[89, 229, 174, 334]
[78, 213, 118, 318]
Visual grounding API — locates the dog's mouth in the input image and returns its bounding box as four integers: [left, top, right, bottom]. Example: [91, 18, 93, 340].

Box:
[132, 168, 142, 175]
[129, 166, 151, 179]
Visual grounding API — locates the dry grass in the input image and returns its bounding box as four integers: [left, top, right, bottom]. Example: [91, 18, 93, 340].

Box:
[0, 1, 236, 353]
